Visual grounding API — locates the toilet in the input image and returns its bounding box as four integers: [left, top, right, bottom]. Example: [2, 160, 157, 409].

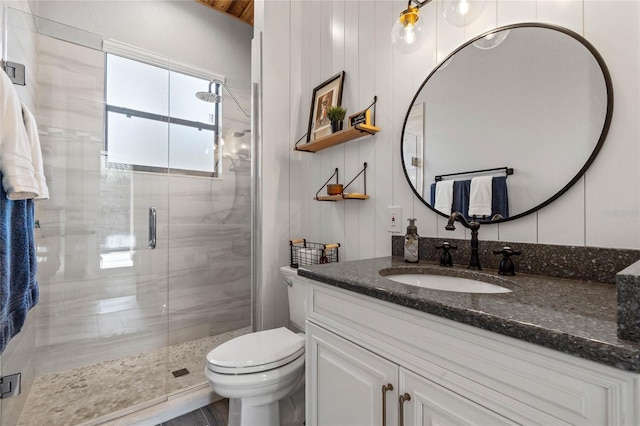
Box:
[205, 266, 306, 426]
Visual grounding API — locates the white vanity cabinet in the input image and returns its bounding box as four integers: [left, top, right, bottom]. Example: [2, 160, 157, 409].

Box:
[307, 322, 398, 425]
[399, 367, 516, 426]
[308, 321, 516, 425]
[302, 276, 640, 426]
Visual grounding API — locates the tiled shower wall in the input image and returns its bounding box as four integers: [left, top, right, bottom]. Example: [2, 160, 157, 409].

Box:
[0, 2, 252, 424]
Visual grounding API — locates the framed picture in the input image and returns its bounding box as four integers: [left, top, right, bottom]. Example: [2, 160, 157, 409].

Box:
[307, 71, 345, 142]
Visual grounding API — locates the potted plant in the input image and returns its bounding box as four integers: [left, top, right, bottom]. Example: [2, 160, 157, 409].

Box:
[327, 106, 347, 133]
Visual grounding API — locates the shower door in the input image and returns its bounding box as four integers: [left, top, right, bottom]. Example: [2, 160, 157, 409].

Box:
[0, 10, 175, 424]
[33, 27, 174, 426]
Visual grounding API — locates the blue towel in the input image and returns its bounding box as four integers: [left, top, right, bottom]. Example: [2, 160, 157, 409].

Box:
[452, 179, 471, 221]
[0, 172, 39, 354]
[491, 176, 509, 218]
[430, 183, 436, 206]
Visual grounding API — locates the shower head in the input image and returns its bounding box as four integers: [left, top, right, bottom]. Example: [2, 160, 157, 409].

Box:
[195, 79, 250, 118]
[195, 90, 222, 103]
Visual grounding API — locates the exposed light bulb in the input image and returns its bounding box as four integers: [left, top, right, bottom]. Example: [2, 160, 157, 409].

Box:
[442, 0, 485, 27]
[391, 6, 426, 53]
[405, 23, 417, 45]
[458, 0, 469, 15]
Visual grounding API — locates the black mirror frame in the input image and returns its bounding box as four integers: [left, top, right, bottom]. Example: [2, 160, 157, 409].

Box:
[400, 22, 614, 224]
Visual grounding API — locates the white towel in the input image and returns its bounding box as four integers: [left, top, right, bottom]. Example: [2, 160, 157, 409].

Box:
[468, 176, 493, 218]
[297, 248, 320, 265]
[21, 103, 49, 200]
[0, 71, 39, 200]
[434, 180, 454, 215]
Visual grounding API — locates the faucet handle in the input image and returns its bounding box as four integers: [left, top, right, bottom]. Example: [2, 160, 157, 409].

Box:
[436, 242, 457, 251]
[493, 246, 521, 275]
[436, 242, 456, 267]
[493, 246, 521, 257]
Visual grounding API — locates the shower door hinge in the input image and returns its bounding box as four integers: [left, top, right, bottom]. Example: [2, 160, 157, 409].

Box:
[1, 60, 26, 86]
[0, 373, 21, 399]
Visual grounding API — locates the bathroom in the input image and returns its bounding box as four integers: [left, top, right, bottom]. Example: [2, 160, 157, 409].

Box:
[1, 0, 639, 424]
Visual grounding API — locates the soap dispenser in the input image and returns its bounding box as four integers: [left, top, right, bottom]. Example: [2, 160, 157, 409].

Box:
[404, 218, 419, 263]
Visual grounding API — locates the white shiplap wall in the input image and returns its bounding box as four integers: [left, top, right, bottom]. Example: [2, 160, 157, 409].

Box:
[260, 0, 639, 329]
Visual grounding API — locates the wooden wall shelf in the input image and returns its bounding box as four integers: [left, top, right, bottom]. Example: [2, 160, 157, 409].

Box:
[295, 124, 380, 153]
[314, 163, 369, 202]
[314, 193, 369, 201]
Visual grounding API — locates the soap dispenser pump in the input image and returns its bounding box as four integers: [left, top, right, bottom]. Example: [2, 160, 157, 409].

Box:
[404, 218, 419, 263]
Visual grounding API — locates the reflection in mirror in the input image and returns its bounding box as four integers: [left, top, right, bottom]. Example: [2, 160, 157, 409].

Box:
[401, 23, 612, 223]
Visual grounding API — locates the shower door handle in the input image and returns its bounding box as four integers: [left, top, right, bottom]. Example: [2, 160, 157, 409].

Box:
[148, 206, 157, 249]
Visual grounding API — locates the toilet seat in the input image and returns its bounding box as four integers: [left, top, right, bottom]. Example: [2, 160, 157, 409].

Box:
[206, 327, 305, 375]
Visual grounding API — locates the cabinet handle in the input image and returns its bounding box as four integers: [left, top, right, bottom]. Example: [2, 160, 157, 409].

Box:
[381, 383, 393, 426]
[399, 392, 411, 426]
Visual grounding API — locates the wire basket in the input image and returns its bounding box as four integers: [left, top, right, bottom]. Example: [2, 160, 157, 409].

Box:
[289, 239, 340, 268]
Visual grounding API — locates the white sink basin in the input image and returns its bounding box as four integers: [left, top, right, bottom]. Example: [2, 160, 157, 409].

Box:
[383, 274, 512, 294]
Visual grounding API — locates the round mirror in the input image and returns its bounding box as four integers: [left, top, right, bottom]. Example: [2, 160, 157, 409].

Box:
[401, 23, 613, 223]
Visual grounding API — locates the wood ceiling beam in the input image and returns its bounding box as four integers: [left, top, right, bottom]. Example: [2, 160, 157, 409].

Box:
[195, 0, 253, 26]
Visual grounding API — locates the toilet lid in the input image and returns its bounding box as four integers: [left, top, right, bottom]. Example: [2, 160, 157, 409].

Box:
[206, 327, 305, 374]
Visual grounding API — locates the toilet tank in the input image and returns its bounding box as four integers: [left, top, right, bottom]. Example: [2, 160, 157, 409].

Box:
[281, 266, 306, 332]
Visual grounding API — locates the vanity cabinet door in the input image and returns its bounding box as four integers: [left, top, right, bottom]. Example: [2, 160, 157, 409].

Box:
[306, 322, 399, 426]
[399, 368, 517, 426]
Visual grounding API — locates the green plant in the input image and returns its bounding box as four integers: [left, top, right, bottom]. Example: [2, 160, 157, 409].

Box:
[327, 105, 347, 122]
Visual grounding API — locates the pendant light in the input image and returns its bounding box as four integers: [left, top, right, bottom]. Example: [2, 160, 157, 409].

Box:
[391, 0, 486, 53]
[391, 0, 432, 54]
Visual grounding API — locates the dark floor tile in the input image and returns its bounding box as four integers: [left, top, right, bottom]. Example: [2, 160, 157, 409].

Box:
[202, 399, 230, 426]
[161, 407, 209, 426]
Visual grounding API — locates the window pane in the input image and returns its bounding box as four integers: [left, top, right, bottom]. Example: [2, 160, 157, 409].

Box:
[106, 54, 169, 116]
[169, 124, 216, 172]
[107, 112, 169, 168]
[170, 71, 216, 124]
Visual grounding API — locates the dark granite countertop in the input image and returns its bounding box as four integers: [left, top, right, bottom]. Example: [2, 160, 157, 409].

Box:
[298, 256, 640, 373]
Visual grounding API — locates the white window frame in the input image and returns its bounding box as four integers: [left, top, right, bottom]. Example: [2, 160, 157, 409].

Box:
[103, 40, 226, 177]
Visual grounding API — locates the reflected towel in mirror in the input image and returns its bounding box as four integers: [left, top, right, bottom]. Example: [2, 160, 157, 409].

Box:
[452, 180, 471, 221]
[491, 176, 509, 219]
[434, 180, 454, 215]
[468, 176, 493, 217]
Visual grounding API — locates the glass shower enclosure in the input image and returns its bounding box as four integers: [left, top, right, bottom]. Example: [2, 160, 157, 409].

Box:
[0, 5, 252, 424]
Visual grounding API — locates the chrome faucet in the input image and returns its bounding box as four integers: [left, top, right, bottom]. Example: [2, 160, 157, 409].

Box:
[445, 212, 482, 270]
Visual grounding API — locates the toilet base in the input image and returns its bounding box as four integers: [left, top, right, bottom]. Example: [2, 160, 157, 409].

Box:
[226, 376, 305, 426]
[228, 398, 279, 426]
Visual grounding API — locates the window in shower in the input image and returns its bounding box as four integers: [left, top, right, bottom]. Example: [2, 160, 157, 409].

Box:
[102, 51, 223, 269]
[104, 53, 220, 177]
